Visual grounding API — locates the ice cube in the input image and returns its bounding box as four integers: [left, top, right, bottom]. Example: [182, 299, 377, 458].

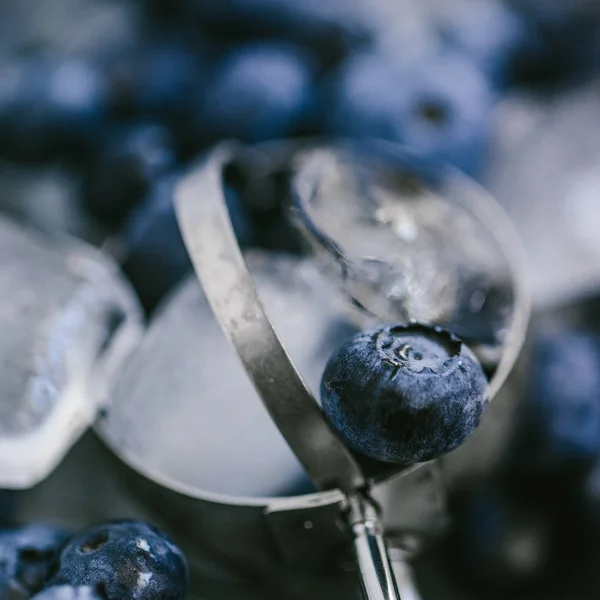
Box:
[96, 251, 357, 499]
[290, 142, 516, 354]
[0, 215, 143, 488]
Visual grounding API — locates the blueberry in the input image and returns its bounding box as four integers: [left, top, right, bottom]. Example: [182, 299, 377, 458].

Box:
[323, 50, 494, 177]
[33, 585, 106, 600]
[191, 42, 314, 145]
[320, 323, 488, 465]
[48, 521, 187, 600]
[104, 34, 203, 122]
[432, 0, 529, 87]
[514, 329, 600, 475]
[122, 174, 253, 312]
[0, 56, 110, 162]
[82, 122, 176, 227]
[121, 175, 191, 313]
[449, 486, 563, 593]
[0, 524, 69, 596]
[0, 577, 27, 600]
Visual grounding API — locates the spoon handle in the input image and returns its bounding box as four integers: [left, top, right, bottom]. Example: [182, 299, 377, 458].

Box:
[348, 496, 403, 600]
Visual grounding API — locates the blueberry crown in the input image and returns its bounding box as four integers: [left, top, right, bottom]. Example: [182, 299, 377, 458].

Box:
[375, 323, 463, 374]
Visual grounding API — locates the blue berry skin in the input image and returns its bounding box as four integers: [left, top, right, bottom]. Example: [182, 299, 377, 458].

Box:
[0, 577, 28, 600]
[133, 39, 200, 121]
[323, 50, 494, 178]
[122, 174, 253, 313]
[33, 585, 106, 600]
[48, 521, 188, 600]
[82, 122, 176, 227]
[435, 0, 529, 88]
[192, 42, 314, 145]
[0, 56, 110, 162]
[0, 524, 69, 596]
[516, 329, 600, 475]
[320, 323, 488, 465]
[103, 33, 202, 121]
[132, 39, 202, 126]
[121, 175, 192, 313]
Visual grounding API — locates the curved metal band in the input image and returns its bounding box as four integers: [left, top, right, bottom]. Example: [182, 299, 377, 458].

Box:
[174, 142, 366, 495]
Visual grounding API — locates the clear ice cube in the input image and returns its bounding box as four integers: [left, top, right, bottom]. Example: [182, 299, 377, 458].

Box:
[289, 142, 516, 356]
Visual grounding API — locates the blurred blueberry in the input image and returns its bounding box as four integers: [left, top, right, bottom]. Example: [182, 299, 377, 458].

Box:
[122, 173, 253, 312]
[0, 577, 27, 600]
[514, 329, 600, 476]
[132, 37, 203, 121]
[48, 520, 187, 600]
[121, 175, 192, 313]
[0, 524, 69, 596]
[33, 585, 106, 600]
[449, 486, 564, 593]
[0, 56, 110, 162]
[324, 50, 494, 177]
[82, 122, 177, 227]
[320, 323, 488, 465]
[190, 0, 370, 59]
[191, 42, 314, 145]
[507, 0, 600, 87]
[104, 33, 204, 124]
[433, 0, 529, 88]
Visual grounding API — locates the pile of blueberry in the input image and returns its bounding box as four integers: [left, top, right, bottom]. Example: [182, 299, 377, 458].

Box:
[1, 0, 599, 315]
[0, 520, 187, 600]
[2, 0, 600, 598]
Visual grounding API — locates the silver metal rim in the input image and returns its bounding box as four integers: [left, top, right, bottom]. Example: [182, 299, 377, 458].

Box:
[99, 138, 530, 511]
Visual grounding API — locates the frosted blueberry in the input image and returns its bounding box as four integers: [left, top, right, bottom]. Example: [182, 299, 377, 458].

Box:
[321, 323, 488, 464]
[0, 524, 69, 596]
[48, 521, 187, 600]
